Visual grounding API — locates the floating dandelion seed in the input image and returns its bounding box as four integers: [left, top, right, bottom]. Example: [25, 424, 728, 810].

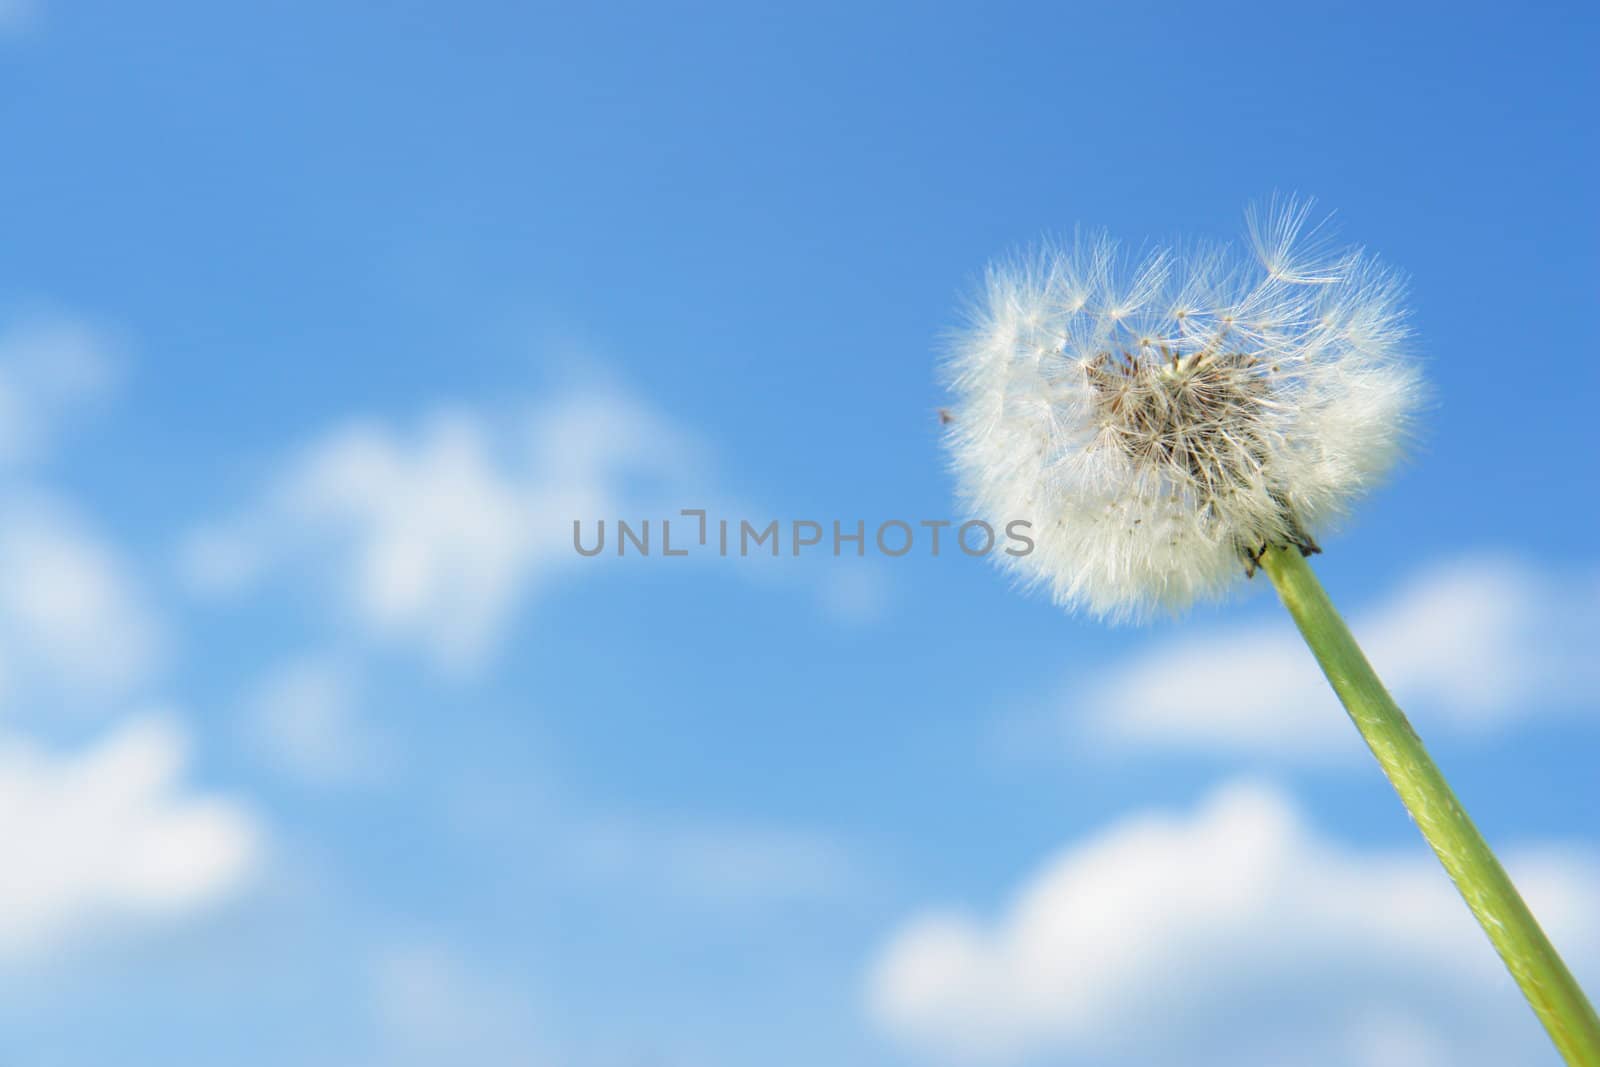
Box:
[944, 198, 1420, 618]
[941, 201, 1600, 1062]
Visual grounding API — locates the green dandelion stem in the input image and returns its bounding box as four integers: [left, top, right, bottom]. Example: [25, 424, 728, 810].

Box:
[1261, 545, 1600, 1066]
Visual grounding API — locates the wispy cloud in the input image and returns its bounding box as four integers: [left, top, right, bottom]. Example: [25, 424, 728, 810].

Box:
[866, 779, 1599, 1065]
[181, 387, 706, 673]
[0, 314, 158, 713]
[369, 939, 550, 1067]
[446, 763, 871, 914]
[0, 494, 166, 711]
[0, 715, 263, 961]
[1070, 555, 1600, 761]
[241, 656, 388, 786]
[568, 816, 865, 906]
[0, 315, 118, 468]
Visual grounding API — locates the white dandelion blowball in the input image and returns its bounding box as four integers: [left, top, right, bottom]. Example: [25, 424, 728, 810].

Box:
[943, 199, 1421, 619]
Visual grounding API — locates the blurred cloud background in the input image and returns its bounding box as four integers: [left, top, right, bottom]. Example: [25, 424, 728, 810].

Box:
[1, 2, 1596, 1064]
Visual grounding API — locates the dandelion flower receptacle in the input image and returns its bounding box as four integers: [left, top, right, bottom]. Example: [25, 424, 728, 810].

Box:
[943, 201, 1600, 1063]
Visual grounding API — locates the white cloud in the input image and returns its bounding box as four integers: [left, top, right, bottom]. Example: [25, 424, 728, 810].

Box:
[0, 714, 263, 960]
[183, 383, 887, 678]
[0, 316, 159, 715]
[1076, 555, 1600, 760]
[182, 389, 703, 673]
[866, 780, 1599, 1066]
[0, 315, 117, 467]
[242, 657, 387, 785]
[0, 309, 268, 973]
[0, 494, 165, 708]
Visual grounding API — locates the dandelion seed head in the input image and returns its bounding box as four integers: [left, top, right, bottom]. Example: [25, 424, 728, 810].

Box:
[943, 199, 1421, 619]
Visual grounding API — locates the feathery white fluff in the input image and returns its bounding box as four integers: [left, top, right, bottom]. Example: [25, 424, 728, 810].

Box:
[944, 200, 1420, 619]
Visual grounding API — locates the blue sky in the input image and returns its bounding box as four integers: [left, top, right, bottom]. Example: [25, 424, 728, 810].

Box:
[1, 2, 1597, 1064]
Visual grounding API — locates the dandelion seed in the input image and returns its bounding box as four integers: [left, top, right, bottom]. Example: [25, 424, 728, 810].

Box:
[943, 198, 1421, 619]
